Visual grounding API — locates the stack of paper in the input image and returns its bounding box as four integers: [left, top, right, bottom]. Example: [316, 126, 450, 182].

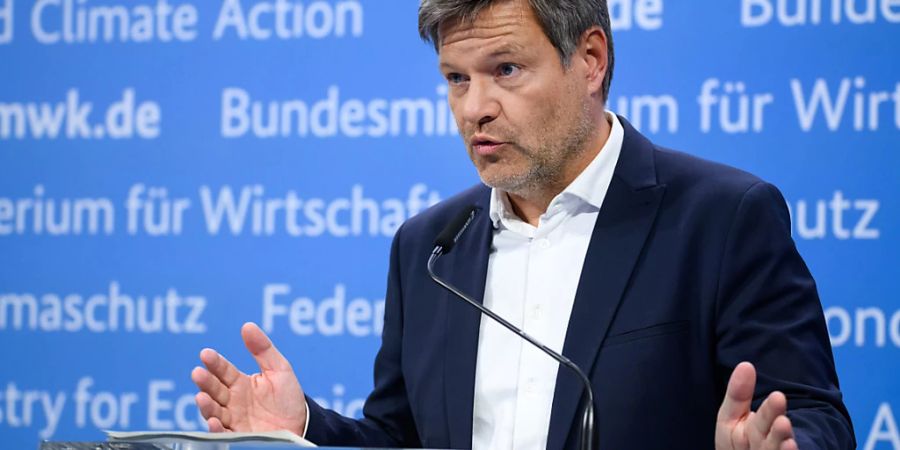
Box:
[106, 430, 316, 447]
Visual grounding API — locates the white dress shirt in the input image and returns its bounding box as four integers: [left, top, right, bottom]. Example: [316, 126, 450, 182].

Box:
[471, 113, 624, 450]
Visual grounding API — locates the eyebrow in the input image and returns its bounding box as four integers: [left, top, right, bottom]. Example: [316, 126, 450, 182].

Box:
[439, 43, 527, 71]
[485, 43, 526, 58]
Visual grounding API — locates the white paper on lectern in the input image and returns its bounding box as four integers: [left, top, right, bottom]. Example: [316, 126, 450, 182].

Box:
[106, 429, 317, 447]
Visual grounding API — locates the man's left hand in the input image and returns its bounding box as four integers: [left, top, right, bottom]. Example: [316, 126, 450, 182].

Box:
[716, 362, 798, 450]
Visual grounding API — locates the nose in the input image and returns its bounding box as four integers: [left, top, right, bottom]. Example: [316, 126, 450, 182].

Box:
[460, 78, 500, 128]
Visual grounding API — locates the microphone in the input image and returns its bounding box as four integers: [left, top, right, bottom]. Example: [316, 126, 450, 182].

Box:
[426, 206, 597, 450]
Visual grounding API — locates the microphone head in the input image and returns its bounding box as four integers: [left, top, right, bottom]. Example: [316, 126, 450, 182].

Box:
[434, 205, 477, 254]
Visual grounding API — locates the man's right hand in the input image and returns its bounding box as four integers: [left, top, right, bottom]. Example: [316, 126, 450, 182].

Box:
[191, 322, 307, 435]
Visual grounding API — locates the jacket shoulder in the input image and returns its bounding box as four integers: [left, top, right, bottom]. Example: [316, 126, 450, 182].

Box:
[647, 146, 793, 232]
[653, 146, 766, 195]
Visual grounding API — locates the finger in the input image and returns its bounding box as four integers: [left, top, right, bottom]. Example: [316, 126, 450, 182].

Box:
[191, 366, 230, 406]
[200, 348, 243, 387]
[718, 362, 757, 423]
[730, 417, 751, 450]
[765, 416, 795, 449]
[242, 322, 293, 372]
[207, 417, 230, 433]
[752, 391, 787, 439]
[195, 392, 222, 421]
[779, 438, 799, 450]
[195, 391, 232, 428]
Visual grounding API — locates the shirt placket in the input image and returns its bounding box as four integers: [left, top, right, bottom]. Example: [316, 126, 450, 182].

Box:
[511, 209, 565, 449]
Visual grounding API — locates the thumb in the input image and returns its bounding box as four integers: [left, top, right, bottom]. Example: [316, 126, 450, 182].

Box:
[241, 322, 293, 372]
[718, 361, 757, 424]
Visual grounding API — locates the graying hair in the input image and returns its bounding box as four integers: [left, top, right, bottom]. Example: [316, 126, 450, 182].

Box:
[418, 0, 615, 101]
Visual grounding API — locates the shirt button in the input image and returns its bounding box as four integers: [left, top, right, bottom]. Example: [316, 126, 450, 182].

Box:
[537, 238, 551, 249]
[530, 305, 543, 319]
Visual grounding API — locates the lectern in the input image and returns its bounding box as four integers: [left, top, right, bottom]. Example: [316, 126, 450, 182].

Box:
[40, 442, 436, 450]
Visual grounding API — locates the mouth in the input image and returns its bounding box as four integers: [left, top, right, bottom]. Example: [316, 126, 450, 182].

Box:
[470, 135, 506, 156]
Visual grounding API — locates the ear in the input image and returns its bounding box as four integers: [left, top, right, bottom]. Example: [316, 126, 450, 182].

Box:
[579, 27, 609, 99]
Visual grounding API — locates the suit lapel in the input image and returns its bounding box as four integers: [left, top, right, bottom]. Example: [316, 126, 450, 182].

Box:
[435, 118, 662, 449]
[441, 196, 493, 449]
[546, 118, 666, 450]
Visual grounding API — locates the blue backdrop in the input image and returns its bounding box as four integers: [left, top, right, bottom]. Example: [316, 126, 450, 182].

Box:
[1, 0, 898, 448]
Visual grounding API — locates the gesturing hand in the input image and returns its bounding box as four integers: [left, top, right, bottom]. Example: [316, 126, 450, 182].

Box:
[191, 322, 307, 435]
[716, 362, 798, 450]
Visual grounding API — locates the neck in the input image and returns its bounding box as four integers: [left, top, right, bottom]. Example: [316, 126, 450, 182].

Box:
[507, 113, 612, 227]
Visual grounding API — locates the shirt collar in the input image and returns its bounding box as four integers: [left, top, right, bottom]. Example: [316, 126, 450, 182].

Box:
[489, 112, 625, 229]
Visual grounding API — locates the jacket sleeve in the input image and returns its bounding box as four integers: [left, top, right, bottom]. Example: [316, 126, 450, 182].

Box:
[714, 181, 856, 449]
[303, 223, 421, 447]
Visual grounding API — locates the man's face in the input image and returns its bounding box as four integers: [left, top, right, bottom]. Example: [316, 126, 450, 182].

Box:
[438, 0, 596, 195]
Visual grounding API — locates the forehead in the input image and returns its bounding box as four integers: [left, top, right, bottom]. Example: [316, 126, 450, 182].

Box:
[438, 0, 546, 55]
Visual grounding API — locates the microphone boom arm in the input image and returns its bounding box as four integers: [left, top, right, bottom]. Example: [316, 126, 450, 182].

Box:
[427, 247, 597, 450]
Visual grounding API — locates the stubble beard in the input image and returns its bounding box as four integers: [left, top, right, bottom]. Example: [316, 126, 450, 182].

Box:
[475, 96, 596, 200]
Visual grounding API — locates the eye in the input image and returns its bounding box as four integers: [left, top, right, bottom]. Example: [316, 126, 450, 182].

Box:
[446, 73, 468, 85]
[497, 63, 520, 77]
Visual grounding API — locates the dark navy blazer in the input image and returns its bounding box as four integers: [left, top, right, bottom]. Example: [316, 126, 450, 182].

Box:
[305, 118, 855, 449]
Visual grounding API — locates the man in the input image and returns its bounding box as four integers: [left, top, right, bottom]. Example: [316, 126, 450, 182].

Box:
[191, 1, 855, 448]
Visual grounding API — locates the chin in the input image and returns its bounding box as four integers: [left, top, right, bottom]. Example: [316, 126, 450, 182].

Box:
[475, 162, 532, 190]
[478, 176, 524, 193]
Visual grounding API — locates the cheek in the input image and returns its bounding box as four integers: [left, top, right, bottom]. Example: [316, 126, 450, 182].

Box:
[514, 90, 567, 127]
[447, 101, 467, 131]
